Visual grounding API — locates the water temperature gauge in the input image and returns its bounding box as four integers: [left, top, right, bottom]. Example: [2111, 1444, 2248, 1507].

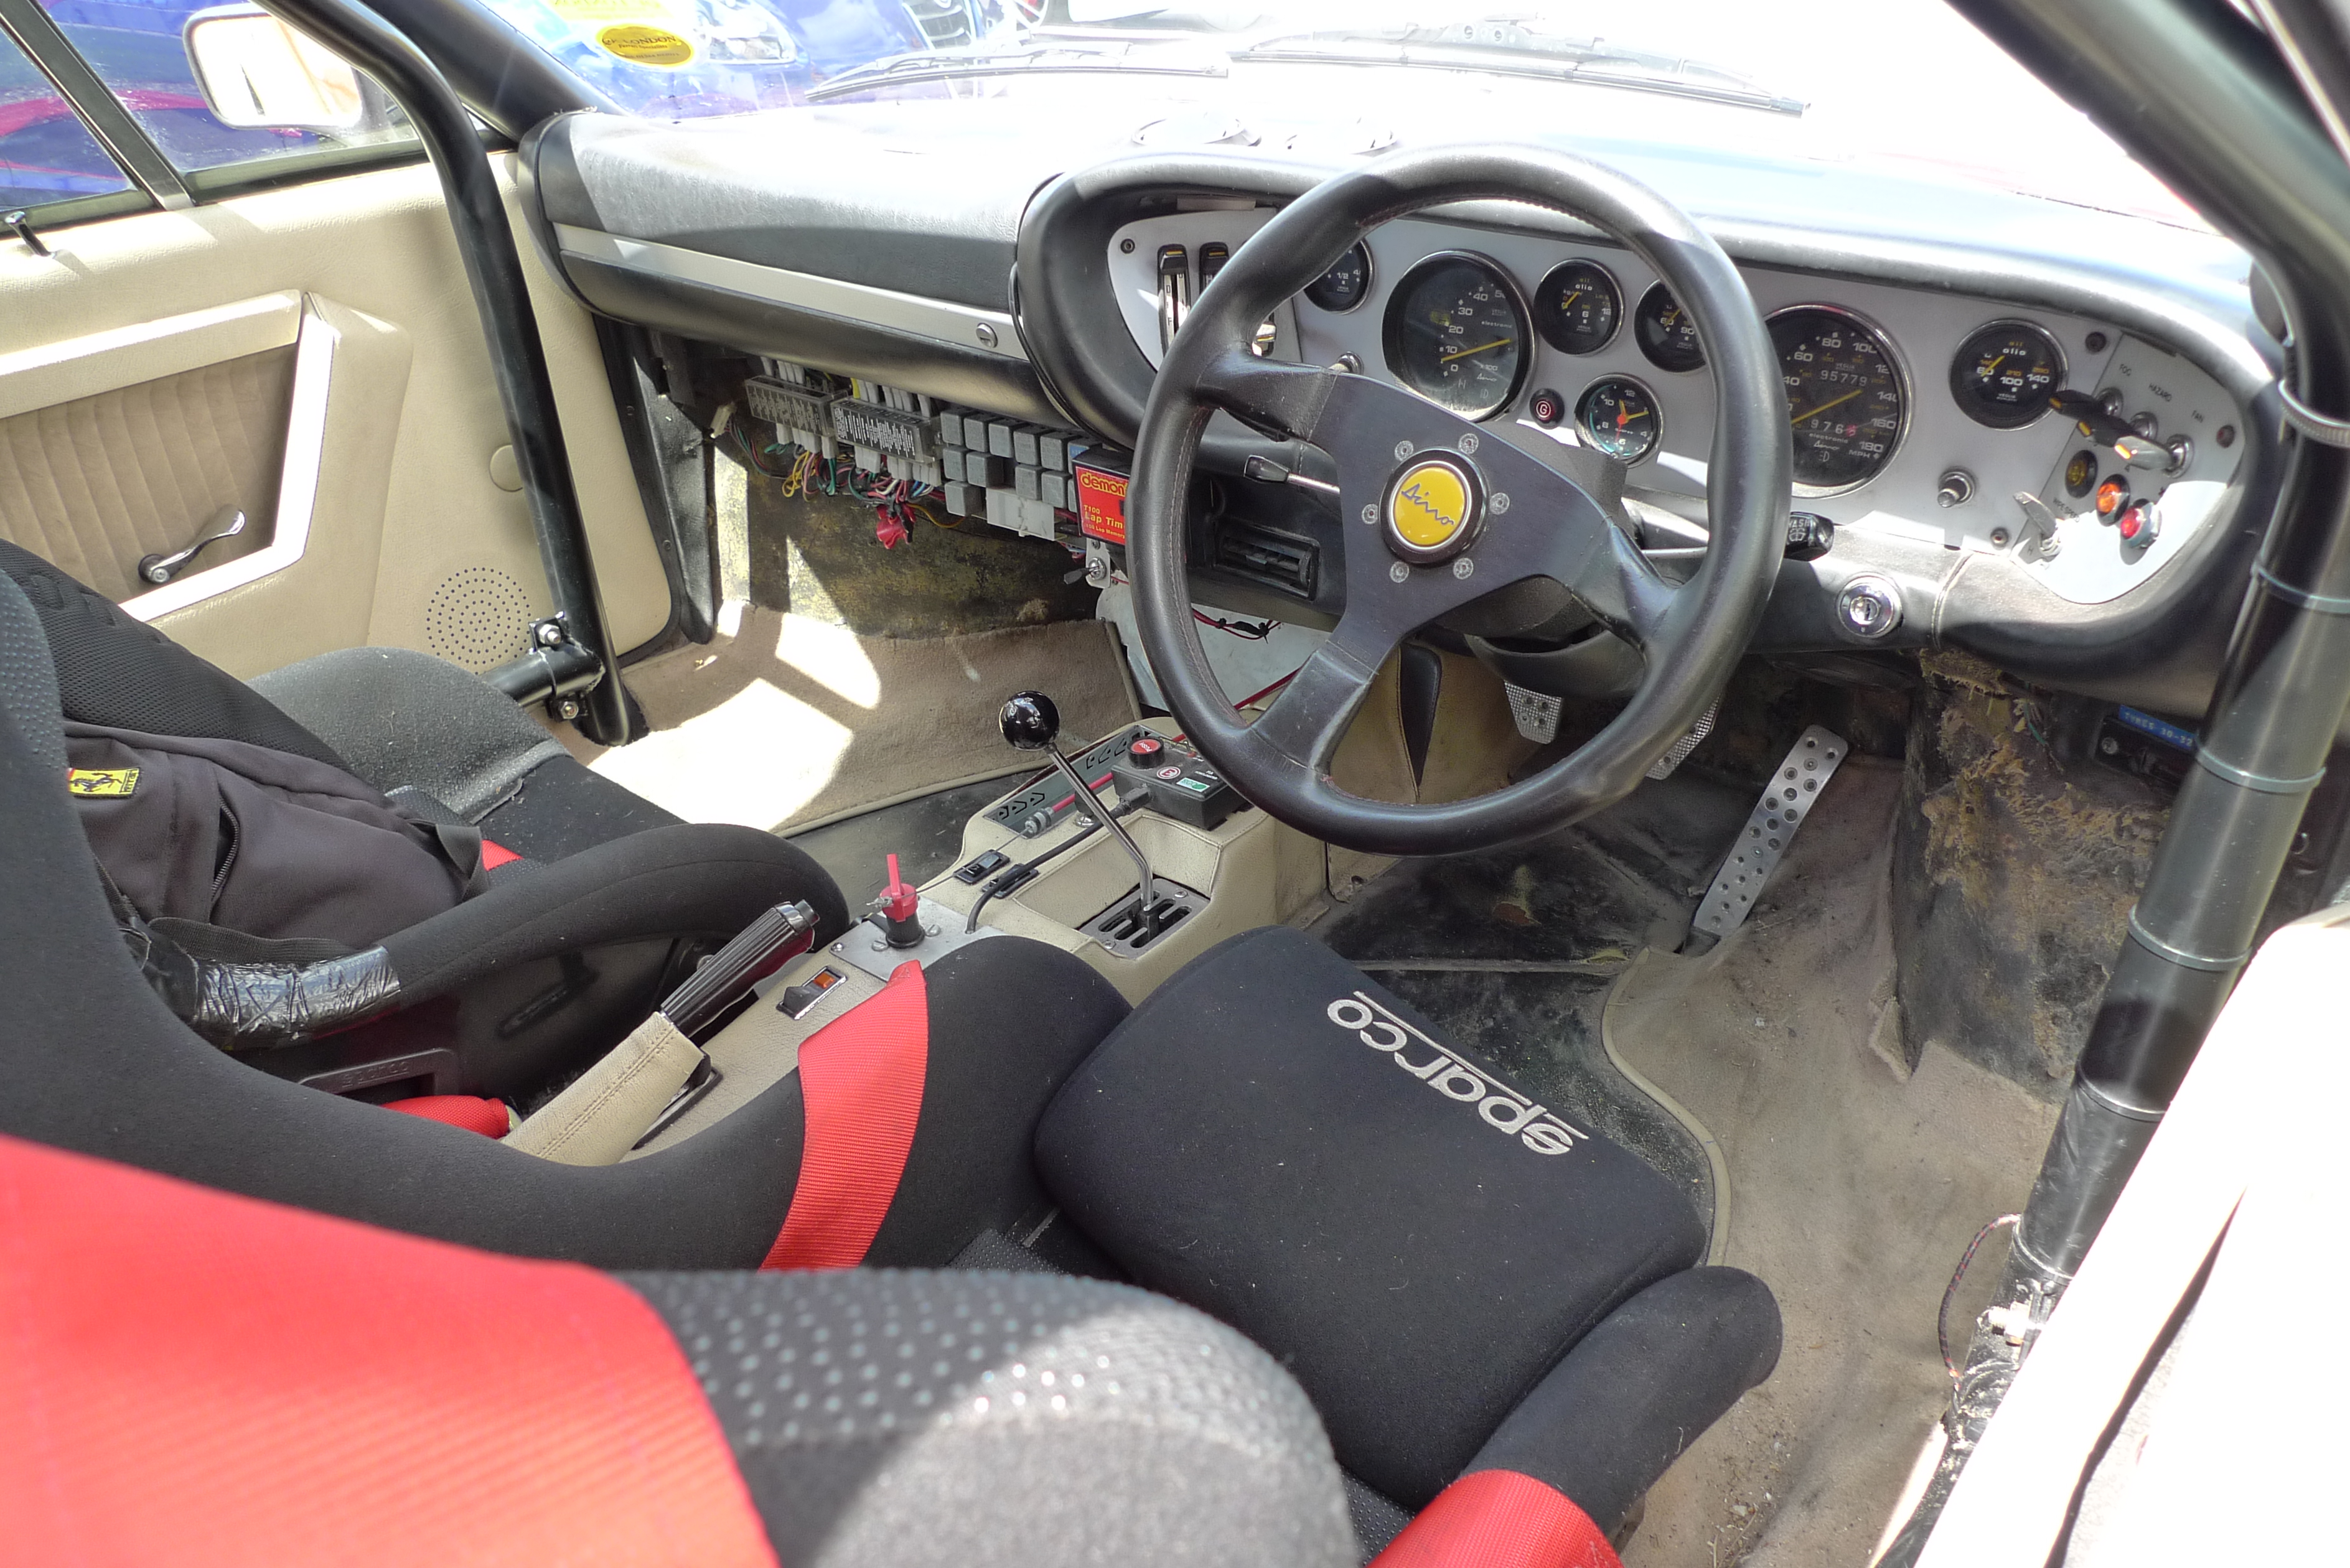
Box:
[1575, 376, 1662, 462]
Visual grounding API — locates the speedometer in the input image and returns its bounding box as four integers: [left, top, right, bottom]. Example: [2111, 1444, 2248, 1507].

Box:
[1770, 306, 1906, 493]
[1381, 253, 1530, 421]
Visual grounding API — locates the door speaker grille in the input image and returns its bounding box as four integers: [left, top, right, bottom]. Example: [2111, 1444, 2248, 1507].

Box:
[424, 566, 533, 671]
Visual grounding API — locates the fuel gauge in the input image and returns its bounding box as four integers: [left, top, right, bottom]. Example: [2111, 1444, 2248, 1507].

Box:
[1576, 376, 1662, 462]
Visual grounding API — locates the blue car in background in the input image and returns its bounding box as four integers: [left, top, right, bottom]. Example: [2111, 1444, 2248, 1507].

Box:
[2, 0, 1005, 210]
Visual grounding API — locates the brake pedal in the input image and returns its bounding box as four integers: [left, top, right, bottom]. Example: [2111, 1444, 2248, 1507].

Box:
[1693, 726, 1848, 937]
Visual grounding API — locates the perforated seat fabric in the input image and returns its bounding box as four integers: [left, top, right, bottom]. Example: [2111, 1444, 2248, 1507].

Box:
[1036, 925, 1710, 1507]
[625, 1268, 1357, 1568]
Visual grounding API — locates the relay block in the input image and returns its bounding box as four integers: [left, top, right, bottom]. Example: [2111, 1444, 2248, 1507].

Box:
[932, 406, 1095, 543]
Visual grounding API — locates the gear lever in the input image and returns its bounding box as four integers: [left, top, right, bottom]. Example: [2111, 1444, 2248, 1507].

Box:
[999, 691, 1156, 923]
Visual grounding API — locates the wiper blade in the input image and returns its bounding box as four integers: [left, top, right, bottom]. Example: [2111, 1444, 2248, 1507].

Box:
[1234, 34, 1805, 116]
[808, 40, 1228, 103]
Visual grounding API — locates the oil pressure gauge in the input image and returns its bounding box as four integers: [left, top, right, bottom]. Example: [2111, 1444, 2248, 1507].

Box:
[1950, 321, 2066, 429]
[1575, 376, 1661, 462]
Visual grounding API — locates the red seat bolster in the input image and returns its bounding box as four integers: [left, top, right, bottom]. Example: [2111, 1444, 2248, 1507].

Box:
[0, 1134, 776, 1567]
[1370, 1468, 1622, 1568]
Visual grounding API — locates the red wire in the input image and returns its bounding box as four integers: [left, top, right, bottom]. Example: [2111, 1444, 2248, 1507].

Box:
[1233, 670, 1299, 711]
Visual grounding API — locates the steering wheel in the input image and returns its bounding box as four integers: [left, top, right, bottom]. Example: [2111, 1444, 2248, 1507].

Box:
[1129, 145, 1791, 857]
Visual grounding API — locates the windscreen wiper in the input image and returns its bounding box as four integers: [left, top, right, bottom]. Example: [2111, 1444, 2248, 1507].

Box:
[807, 41, 1229, 102]
[1232, 33, 1805, 116]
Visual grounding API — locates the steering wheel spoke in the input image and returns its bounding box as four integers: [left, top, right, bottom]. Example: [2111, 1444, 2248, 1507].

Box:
[1248, 627, 1397, 773]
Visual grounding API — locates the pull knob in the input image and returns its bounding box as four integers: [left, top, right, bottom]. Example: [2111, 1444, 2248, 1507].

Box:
[138, 505, 247, 586]
[999, 691, 1060, 751]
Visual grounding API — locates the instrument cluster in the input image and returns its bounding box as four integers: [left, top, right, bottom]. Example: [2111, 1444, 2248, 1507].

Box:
[1102, 210, 2245, 606]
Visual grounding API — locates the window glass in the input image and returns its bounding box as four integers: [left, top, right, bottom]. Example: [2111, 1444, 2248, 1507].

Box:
[473, 0, 1008, 119]
[0, 22, 136, 212]
[36, 0, 416, 184]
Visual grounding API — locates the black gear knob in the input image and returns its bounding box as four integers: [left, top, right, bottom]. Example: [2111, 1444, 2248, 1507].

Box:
[999, 691, 1061, 751]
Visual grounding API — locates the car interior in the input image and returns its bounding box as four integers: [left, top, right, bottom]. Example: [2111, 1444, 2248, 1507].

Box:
[4, 0, 2347, 1563]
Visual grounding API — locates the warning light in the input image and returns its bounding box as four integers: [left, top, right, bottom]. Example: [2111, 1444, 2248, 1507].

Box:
[2094, 477, 2130, 520]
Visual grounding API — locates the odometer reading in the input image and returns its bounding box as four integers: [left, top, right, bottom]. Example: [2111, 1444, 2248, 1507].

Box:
[1304, 242, 1372, 313]
[1950, 320, 2065, 429]
[1771, 306, 1905, 493]
[1634, 282, 1705, 372]
[1534, 259, 1621, 355]
[1381, 254, 1529, 421]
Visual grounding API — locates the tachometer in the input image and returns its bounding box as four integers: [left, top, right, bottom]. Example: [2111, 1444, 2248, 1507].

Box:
[1305, 242, 1372, 313]
[1634, 282, 1705, 372]
[1575, 376, 1660, 462]
[1771, 306, 1906, 493]
[1950, 320, 2065, 429]
[1382, 253, 1530, 421]
[1534, 259, 1622, 355]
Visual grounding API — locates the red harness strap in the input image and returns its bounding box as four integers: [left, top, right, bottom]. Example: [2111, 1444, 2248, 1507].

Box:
[761, 959, 930, 1271]
[384, 1093, 513, 1137]
[1371, 1468, 1621, 1568]
[0, 1134, 777, 1567]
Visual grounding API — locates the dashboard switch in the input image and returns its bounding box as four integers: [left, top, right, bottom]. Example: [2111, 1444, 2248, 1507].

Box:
[2118, 502, 2161, 546]
[1936, 469, 1975, 509]
[1528, 387, 1566, 427]
[1836, 575, 1903, 640]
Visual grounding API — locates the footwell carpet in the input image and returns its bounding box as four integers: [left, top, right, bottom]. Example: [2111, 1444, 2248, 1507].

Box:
[1314, 760, 2057, 1567]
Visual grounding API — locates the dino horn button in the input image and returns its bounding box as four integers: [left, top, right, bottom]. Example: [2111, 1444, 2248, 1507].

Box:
[1381, 451, 1485, 565]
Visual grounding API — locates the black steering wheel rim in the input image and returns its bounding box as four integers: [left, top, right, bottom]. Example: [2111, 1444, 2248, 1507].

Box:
[1128, 142, 1791, 857]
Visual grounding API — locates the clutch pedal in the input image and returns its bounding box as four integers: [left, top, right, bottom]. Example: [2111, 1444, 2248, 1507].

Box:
[1693, 726, 1848, 938]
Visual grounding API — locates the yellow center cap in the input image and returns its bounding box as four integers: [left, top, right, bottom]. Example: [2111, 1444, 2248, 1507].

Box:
[1381, 452, 1484, 563]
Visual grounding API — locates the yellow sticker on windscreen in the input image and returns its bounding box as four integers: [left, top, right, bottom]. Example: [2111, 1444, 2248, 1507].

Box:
[596, 22, 695, 65]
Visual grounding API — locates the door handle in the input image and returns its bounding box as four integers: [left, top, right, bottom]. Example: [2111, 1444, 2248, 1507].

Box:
[138, 506, 247, 586]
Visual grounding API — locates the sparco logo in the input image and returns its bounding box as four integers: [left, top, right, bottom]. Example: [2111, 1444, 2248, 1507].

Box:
[1326, 992, 1587, 1156]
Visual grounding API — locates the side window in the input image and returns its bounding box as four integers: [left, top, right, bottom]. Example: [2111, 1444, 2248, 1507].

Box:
[0, 22, 139, 218]
[31, 0, 416, 198]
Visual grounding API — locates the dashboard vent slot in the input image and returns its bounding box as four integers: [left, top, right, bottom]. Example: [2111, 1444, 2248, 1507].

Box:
[1212, 520, 1318, 599]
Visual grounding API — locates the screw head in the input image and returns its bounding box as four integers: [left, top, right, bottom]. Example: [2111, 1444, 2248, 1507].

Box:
[1458, 433, 1479, 455]
[1491, 493, 1510, 516]
[1120, 238, 1136, 253]
[1360, 503, 1379, 525]
[536, 622, 565, 646]
[975, 322, 999, 348]
[1393, 440, 1413, 461]
[1388, 561, 1410, 583]
[1452, 557, 1474, 580]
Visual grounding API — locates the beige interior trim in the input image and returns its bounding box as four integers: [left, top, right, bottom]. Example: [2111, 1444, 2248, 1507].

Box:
[121, 298, 336, 622]
[505, 1010, 702, 1165]
[0, 292, 301, 422]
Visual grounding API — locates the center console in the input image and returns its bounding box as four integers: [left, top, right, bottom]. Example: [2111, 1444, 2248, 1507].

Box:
[630, 691, 1324, 1157]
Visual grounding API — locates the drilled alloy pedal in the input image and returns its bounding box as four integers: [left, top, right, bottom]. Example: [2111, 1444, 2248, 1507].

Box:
[1693, 726, 1848, 937]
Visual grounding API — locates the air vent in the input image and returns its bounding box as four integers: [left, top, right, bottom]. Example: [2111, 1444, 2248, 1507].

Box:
[1212, 520, 1319, 599]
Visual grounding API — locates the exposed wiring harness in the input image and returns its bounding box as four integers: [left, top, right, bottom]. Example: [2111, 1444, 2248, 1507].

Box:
[736, 419, 948, 548]
[1938, 1212, 2023, 1379]
[1194, 609, 1280, 640]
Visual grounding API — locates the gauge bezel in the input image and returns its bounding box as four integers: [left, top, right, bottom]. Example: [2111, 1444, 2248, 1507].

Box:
[1768, 302, 1912, 498]
[1304, 241, 1375, 315]
[1533, 258, 1624, 357]
[1380, 250, 1534, 423]
[1633, 281, 1706, 373]
[1947, 319, 2068, 431]
[1573, 373, 1663, 464]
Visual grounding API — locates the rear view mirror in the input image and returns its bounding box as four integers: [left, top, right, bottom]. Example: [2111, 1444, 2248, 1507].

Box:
[183, 5, 364, 130]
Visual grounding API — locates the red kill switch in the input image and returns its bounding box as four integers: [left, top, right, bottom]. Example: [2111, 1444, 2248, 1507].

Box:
[879, 853, 927, 948]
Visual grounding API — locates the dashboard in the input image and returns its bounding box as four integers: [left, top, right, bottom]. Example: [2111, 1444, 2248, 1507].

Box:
[1104, 208, 2244, 609]
[520, 101, 2285, 723]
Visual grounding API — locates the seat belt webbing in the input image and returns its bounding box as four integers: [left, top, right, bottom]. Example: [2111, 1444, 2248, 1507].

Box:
[761, 959, 929, 1271]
